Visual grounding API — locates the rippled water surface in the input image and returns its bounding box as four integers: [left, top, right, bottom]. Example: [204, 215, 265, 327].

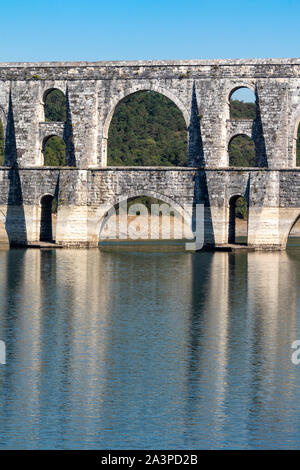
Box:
[0, 242, 300, 449]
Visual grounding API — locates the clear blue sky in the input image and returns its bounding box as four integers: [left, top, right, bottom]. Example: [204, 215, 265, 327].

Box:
[0, 0, 299, 62]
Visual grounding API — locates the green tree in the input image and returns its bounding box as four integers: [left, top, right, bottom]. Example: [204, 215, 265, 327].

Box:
[44, 136, 67, 166]
[108, 91, 188, 166]
[235, 196, 248, 220]
[44, 89, 66, 122]
[230, 100, 256, 119]
[229, 135, 256, 167]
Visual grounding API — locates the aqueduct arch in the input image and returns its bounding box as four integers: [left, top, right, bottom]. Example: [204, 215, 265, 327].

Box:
[93, 189, 192, 242]
[101, 85, 190, 167]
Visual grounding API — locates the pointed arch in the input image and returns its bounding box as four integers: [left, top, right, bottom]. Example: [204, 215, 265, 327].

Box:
[228, 134, 256, 167]
[43, 88, 67, 122]
[228, 85, 256, 120]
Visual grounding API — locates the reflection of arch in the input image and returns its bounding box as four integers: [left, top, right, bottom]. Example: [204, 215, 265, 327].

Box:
[228, 134, 256, 167]
[43, 88, 66, 122]
[40, 194, 55, 242]
[42, 135, 66, 166]
[95, 189, 191, 240]
[228, 194, 248, 244]
[103, 86, 189, 139]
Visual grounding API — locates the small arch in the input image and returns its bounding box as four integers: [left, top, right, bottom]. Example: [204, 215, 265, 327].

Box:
[44, 88, 66, 122]
[107, 90, 188, 166]
[40, 194, 57, 242]
[229, 87, 256, 120]
[43, 135, 67, 166]
[228, 195, 248, 244]
[229, 134, 256, 167]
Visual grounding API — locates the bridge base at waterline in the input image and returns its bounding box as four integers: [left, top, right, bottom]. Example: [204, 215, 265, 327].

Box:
[0, 167, 299, 251]
[0, 203, 298, 251]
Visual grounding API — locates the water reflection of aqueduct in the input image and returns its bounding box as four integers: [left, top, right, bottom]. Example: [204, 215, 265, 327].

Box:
[0, 249, 298, 445]
[0, 59, 299, 249]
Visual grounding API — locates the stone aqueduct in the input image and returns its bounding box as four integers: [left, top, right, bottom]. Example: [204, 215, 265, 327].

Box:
[0, 58, 300, 248]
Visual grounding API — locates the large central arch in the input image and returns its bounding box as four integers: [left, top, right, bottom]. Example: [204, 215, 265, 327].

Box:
[103, 85, 190, 140]
[101, 85, 190, 167]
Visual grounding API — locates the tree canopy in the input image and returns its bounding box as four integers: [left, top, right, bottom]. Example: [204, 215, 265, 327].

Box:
[107, 91, 188, 166]
[230, 100, 256, 119]
[44, 136, 67, 166]
[44, 89, 66, 122]
[229, 135, 256, 167]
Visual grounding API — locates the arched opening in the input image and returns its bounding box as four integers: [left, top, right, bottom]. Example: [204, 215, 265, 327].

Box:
[287, 215, 300, 248]
[0, 119, 4, 165]
[228, 195, 248, 244]
[99, 195, 193, 246]
[296, 122, 300, 167]
[229, 87, 256, 119]
[107, 91, 188, 166]
[40, 195, 57, 242]
[229, 134, 256, 167]
[43, 135, 67, 166]
[44, 89, 66, 122]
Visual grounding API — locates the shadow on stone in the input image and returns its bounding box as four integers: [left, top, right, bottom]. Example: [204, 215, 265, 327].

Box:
[63, 87, 76, 167]
[188, 82, 205, 167]
[5, 164, 27, 246]
[192, 170, 215, 248]
[4, 91, 17, 166]
[252, 87, 268, 167]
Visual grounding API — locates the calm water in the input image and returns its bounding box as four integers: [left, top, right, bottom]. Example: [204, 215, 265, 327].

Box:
[0, 242, 300, 449]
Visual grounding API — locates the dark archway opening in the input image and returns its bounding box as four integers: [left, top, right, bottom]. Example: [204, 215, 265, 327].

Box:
[228, 195, 248, 244]
[229, 134, 256, 167]
[44, 89, 66, 122]
[43, 135, 67, 166]
[40, 195, 57, 242]
[107, 91, 188, 166]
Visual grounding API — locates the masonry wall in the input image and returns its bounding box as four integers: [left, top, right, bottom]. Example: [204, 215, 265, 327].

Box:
[0, 59, 299, 169]
[0, 59, 299, 249]
[0, 167, 299, 249]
